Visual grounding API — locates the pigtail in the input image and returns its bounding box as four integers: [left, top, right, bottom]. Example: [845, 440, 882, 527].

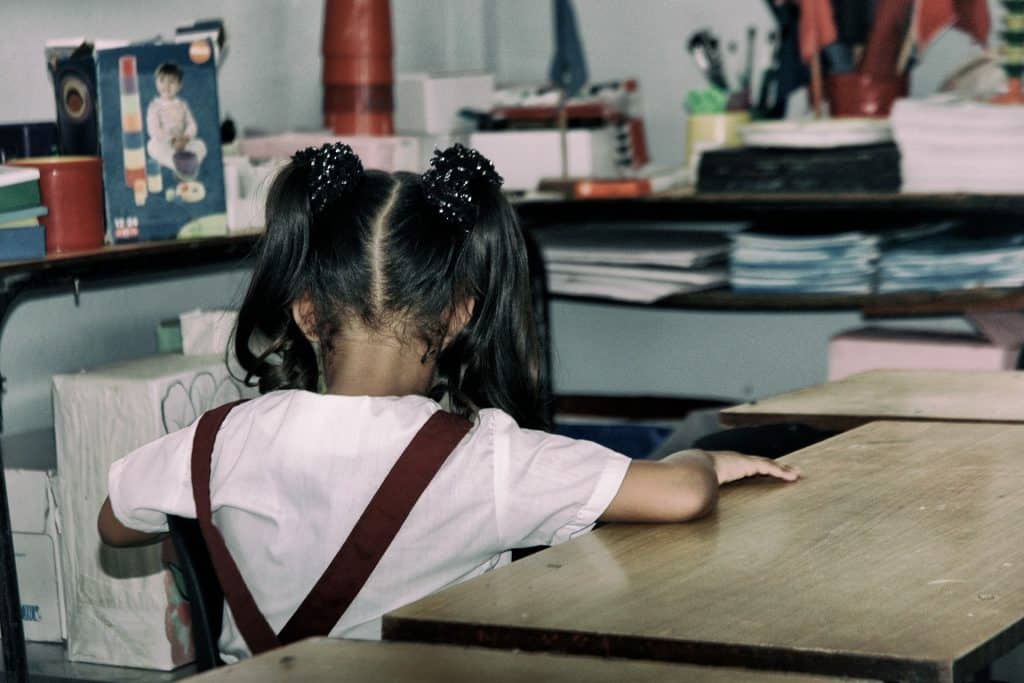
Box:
[235, 163, 320, 392]
[235, 143, 365, 393]
[422, 145, 545, 429]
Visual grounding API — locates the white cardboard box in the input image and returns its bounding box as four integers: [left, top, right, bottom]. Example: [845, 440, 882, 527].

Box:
[395, 72, 494, 134]
[239, 132, 421, 173]
[469, 128, 620, 191]
[53, 354, 257, 670]
[6, 430, 67, 643]
[828, 327, 1019, 381]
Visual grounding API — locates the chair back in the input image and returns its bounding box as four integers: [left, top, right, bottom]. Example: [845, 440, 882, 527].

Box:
[167, 514, 225, 671]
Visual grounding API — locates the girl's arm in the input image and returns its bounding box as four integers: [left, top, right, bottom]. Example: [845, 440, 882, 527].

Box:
[97, 497, 166, 547]
[600, 449, 799, 523]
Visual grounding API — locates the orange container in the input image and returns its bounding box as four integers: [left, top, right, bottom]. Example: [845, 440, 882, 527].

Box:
[826, 73, 909, 118]
[9, 156, 105, 253]
[322, 0, 394, 135]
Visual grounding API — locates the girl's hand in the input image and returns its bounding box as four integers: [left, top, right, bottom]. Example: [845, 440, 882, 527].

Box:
[705, 450, 801, 485]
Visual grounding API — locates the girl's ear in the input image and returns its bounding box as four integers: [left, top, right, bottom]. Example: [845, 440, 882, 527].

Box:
[291, 295, 319, 342]
[443, 298, 476, 348]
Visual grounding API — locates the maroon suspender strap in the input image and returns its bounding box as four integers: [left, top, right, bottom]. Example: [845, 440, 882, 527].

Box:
[190, 399, 281, 655]
[190, 404, 472, 654]
[277, 410, 471, 643]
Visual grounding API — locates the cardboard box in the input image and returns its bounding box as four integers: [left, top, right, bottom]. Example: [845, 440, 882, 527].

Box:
[828, 327, 1019, 381]
[53, 354, 257, 669]
[395, 72, 494, 134]
[469, 128, 620, 192]
[95, 40, 226, 242]
[6, 430, 67, 643]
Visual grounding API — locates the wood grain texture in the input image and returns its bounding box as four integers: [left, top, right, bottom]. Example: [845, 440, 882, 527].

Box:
[720, 369, 1024, 431]
[189, 637, 865, 682]
[385, 421, 1024, 682]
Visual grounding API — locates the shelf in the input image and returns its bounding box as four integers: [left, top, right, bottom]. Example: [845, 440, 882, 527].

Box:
[516, 190, 1024, 222]
[0, 218, 1018, 316]
[553, 286, 1024, 316]
[0, 233, 260, 298]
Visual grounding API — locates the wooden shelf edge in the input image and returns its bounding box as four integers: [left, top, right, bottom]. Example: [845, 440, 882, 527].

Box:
[551, 287, 1024, 316]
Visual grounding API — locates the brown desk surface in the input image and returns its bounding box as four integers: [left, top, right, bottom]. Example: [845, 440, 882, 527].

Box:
[719, 369, 1024, 431]
[385, 420, 1024, 682]
[187, 638, 860, 682]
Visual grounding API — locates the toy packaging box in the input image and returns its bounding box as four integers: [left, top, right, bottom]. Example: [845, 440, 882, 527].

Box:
[95, 40, 226, 242]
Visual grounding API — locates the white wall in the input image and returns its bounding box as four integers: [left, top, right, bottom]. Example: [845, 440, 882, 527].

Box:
[0, 0, 998, 434]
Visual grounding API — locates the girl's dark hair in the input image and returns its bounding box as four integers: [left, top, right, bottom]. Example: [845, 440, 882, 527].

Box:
[234, 148, 545, 429]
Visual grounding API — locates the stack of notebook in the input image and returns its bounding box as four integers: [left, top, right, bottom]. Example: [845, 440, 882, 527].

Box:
[0, 165, 47, 260]
[534, 223, 731, 303]
[730, 224, 953, 294]
[730, 229, 879, 294]
[879, 224, 1024, 292]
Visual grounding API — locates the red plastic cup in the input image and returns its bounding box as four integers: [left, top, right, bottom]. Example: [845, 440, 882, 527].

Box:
[10, 156, 105, 253]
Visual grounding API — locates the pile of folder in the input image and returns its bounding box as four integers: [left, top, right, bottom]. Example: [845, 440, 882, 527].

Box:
[879, 225, 1024, 292]
[0, 165, 47, 261]
[534, 223, 731, 303]
[891, 96, 1024, 194]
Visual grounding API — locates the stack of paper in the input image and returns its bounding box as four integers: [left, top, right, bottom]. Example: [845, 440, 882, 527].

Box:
[730, 230, 879, 294]
[879, 226, 1024, 292]
[730, 224, 956, 294]
[0, 165, 47, 260]
[892, 96, 1024, 194]
[535, 224, 731, 303]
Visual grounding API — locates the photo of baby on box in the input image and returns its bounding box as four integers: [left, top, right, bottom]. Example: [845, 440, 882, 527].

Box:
[96, 40, 225, 242]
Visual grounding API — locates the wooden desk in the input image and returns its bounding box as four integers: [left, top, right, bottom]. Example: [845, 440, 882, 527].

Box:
[720, 369, 1024, 432]
[385, 420, 1024, 682]
[188, 638, 863, 682]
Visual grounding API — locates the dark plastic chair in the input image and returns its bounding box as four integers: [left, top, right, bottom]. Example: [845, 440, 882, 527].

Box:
[166, 515, 225, 671]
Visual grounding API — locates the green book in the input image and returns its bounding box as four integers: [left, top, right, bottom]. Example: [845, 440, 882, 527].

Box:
[0, 166, 42, 214]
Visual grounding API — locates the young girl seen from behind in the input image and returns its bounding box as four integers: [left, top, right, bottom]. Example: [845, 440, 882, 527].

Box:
[98, 143, 799, 661]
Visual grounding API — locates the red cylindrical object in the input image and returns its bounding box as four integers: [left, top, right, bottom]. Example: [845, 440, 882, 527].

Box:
[9, 156, 105, 253]
[322, 0, 394, 135]
[826, 73, 909, 118]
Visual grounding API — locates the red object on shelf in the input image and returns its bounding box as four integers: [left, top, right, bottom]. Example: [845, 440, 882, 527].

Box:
[826, 72, 909, 117]
[9, 156, 105, 253]
[322, 0, 394, 135]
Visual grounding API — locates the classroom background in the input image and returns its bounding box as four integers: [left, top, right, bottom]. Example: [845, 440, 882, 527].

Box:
[0, 0, 998, 438]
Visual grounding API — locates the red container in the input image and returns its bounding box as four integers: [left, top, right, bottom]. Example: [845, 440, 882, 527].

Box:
[322, 0, 394, 135]
[10, 156, 105, 253]
[826, 73, 909, 118]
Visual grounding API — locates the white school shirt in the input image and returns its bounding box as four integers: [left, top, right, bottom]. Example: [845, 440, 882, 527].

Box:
[107, 390, 631, 661]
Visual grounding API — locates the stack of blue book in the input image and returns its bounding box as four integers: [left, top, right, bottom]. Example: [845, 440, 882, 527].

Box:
[0, 165, 47, 261]
[730, 230, 879, 294]
[731, 224, 956, 294]
[879, 225, 1024, 292]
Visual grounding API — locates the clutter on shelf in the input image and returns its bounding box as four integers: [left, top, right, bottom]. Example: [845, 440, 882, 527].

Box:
[534, 222, 732, 303]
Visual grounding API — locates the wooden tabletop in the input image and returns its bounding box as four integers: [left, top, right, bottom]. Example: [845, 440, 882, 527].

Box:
[188, 637, 864, 682]
[385, 420, 1024, 682]
[719, 369, 1024, 431]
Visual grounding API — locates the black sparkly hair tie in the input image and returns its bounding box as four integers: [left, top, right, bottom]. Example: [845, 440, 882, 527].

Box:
[422, 144, 503, 230]
[292, 143, 364, 215]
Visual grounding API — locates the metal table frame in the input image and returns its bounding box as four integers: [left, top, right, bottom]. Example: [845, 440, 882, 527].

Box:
[0, 235, 257, 679]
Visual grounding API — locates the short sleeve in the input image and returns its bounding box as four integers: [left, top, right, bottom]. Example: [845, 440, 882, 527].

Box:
[107, 421, 199, 534]
[487, 410, 631, 548]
